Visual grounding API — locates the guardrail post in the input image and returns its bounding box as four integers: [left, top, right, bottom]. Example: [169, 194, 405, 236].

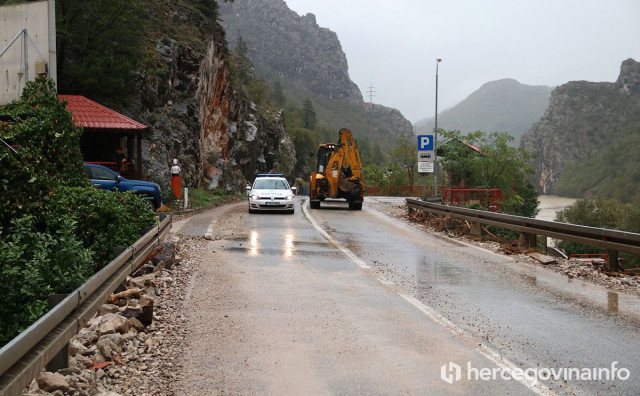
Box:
[518, 232, 537, 250]
[606, 249, 620, 272]
[45, 294, 69, 372]
[470, 221, 482, 237]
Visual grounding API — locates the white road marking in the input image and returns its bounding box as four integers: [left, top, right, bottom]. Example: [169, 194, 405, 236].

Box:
[303, 199, 556, 396]
[301, 201, 370, 269]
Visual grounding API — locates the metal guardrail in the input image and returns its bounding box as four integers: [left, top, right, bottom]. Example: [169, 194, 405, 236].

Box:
[406, 199, 640, 270]
[0, 215, 171, 396]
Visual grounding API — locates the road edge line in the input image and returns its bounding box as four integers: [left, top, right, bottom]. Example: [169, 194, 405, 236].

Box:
[301, 199, 370, 269]
[302, 198, 556, 396]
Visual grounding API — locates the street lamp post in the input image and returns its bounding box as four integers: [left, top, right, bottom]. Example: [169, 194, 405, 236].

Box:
[434, 58, 442, 197]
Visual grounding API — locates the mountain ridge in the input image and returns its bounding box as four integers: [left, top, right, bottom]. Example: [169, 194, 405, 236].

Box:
[414, 79, 553, 145]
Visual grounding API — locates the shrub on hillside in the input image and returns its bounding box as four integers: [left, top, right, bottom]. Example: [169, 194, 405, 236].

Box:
[46, 186, 157, 267]
[0, 215, 93, 345]
[555, 197, 640, 268]
[0, 79, 157, 346]
[0, 78, 88, 230]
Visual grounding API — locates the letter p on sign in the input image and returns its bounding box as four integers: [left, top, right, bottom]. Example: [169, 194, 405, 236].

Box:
[417, 134, 434, 151]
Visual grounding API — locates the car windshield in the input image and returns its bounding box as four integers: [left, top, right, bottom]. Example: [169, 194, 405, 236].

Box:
[253, 179, 289, 190]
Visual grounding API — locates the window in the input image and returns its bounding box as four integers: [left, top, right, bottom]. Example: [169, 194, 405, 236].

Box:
[92, 167, 118, 181]
[253, 178, 290, 190]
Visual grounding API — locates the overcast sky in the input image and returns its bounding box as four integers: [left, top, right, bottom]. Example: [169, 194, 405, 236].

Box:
[284, 0, 640, 123]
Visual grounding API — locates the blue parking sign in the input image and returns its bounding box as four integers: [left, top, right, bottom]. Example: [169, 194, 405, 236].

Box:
[417, 135, 434, 151]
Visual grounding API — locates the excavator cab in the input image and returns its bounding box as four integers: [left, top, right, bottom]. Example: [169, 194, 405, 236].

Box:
[316, 144, 336, 174]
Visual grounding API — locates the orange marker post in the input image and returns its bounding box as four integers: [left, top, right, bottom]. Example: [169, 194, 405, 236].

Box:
[171, 159, 182, 198]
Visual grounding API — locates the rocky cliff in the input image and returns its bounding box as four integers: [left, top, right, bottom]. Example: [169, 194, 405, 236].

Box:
[217, 0, 414, 146]
[520, 58, 640, 196]
[218, 0, 362, 105]
[116, 2, 294, 192]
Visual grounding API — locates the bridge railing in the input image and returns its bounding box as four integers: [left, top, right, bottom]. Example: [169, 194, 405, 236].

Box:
[0, 215, 171, 396]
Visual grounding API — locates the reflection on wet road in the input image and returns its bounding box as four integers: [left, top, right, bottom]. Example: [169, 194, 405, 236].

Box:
[176, 197, 640, 395]
[310, 198, 640, 395]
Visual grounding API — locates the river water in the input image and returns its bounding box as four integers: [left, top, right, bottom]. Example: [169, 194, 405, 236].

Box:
[536, 195, 577, 222]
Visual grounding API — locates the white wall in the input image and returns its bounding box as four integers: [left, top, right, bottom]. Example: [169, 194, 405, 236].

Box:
[0, 0, 56, 105]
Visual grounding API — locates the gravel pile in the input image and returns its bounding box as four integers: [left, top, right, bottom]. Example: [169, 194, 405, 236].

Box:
[22, 235, 206, 396]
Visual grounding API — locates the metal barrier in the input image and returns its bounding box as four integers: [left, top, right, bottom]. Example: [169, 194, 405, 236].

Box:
[406, 198, 640, 272]
[0, 215, 171, 396]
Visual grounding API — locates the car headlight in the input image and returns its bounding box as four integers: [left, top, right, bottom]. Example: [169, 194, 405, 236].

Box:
[251, 194, 259, 200]
[286, 194, 295, 200]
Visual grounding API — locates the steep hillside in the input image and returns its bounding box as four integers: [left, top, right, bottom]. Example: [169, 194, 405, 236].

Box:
[96, 1, 295, 191]
[415, 79, 552, 145]
[216, 0, 414, 148]
[520, 59, 640, 203]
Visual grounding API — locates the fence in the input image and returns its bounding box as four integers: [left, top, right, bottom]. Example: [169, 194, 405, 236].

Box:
[445, 188, 501, 212]
[366, 184, 445, 197]
[405, 198, 640, 273]
[0, 215, 171, 396]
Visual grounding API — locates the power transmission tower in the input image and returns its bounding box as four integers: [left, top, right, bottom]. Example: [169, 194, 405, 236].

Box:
[366, 82, 376, 109]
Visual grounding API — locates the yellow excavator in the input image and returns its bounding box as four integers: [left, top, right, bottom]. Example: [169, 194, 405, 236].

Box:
[309, 128, 365, 210]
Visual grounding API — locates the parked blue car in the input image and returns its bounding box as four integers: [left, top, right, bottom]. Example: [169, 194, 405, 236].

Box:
[83, 163, 162, 210]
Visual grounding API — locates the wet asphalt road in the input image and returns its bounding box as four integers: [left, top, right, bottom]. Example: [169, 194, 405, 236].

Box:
[174, 197, 640, 395]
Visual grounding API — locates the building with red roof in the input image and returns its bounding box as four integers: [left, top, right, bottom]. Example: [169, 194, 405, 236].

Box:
[59, 95, 147, 179]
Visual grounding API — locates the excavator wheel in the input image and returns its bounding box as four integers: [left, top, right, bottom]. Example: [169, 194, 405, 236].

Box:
[349, 201, 363, 210]
[310, 200, 321, 209]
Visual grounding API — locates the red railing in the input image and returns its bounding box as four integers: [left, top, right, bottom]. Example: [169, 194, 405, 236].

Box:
[445, 188, 501, 212]
[365, 185, 445, 197]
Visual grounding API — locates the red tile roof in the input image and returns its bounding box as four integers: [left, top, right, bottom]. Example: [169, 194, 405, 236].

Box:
[59, 95, 146, 130]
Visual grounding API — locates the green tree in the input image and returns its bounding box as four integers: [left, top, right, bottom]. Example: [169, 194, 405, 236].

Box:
[363, 164, 385, 187]
[288, 127, 316, 178]
[236, 35, 248, 57]
[358, 137, 372, 165]
[0, 78, 88, 229]
[439, 130, 538, 216]
[0, 78, 157, 346]
[555, 197, 640, 268]
[56, 0, 150, 97]
[273, 80, 286, 106]
[438, 130, 484, 187]
[371, 144, 385, 165]
[302, 98, 317, 130]
[389, 136, 417, 186]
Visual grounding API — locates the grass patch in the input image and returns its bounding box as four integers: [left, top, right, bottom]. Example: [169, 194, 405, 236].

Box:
[186, 189, 245, 210]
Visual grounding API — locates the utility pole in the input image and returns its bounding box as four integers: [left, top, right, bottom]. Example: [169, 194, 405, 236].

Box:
[434, 58, 442, 197]
[366, 82, 376, 109]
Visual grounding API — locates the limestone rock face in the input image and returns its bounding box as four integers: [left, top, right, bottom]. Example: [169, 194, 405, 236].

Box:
[217, 0, 415, 147]
[520, 58, 640, 194]
[219, 0, 362, 104]
[111, 5, 294, 192]
[617, 58, 640, 95]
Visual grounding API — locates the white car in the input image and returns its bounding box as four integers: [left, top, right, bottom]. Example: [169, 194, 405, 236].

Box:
[247, 174, 297, 214]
